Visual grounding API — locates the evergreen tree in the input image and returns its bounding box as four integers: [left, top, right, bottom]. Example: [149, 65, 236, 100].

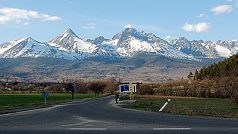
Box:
[187, 72, 193, 80]
[194, 69, 199, 80]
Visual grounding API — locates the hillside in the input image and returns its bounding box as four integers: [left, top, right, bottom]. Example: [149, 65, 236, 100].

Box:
[133, 54, 238, 105]
[192, 54, 238, 104]
[196, 54, 238, 80]
[0, 55, 202, 82]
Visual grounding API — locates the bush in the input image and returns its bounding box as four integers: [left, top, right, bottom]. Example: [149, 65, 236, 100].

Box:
[88, 81, 106, 96]
[120, 94, 130, 100]
[138, 84, 157, 95]
[75, 78, 119, 94]
[47, 84, 65, 93]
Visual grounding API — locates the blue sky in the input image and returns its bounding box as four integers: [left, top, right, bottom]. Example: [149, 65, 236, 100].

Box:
[0, 0, 237, 43]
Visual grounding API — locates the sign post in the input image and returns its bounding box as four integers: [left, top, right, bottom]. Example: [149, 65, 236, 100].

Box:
[42, 90, 49, 105]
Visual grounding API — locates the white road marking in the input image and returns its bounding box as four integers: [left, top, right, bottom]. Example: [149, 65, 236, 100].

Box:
[153, 128, 191, 130]
[79, 101, 92, 105]
[68, 128, 107, 130]
[62, 121, 90, 127]
[62, 116, 100, 128]
[0, 105, 63, 117]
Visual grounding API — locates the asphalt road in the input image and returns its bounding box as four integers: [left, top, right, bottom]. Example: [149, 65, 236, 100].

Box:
[0, 96, 238, 134]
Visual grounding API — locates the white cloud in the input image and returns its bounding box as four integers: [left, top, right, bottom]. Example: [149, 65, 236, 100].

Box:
[82, 23, 97, 29]
[0, 7, 61, 24]
[197, 13, 208, 18]
[124, 24, 132, 29]
[183, 22, 210, 32]
[211, 5, 233, 14]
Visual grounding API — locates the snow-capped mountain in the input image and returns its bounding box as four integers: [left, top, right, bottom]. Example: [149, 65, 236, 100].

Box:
[93, 36, 109, 44]
[95, 28, 193, 59]
[170, 37, 238, 58]
[49, 29, 97, 53]
[0, 28, 237, 60]
[0, 37, 82, 60]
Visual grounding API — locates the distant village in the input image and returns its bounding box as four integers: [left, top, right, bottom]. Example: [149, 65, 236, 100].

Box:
[0, 78, 120, 96]
[0, 80, 67, 93]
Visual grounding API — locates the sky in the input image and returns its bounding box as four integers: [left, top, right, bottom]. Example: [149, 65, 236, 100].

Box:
[0, 0, 237, 44]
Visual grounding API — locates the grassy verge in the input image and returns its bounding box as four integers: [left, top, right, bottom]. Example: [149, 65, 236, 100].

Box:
[0, 93, 95, 111]
[122, 95, 238, 119]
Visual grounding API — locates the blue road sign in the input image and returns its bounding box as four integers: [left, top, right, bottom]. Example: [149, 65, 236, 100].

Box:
[42, 91, 49, 98]
[120, 85, 129, 92]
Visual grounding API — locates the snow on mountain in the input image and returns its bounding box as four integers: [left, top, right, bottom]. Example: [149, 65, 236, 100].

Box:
[93, 36, 108, 44]
[0, 37, 81, 60]
[94, 40, 119, 57]
[0, 38, 28, 55]
[96, 28, 194, 59]
[215, 45, 232, 57]
[48, 29, 97, 53]
[170, 37, 238, 58]
[0, 28, 237, 61]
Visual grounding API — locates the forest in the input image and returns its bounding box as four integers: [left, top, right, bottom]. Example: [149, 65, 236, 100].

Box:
[137, 54, 238, 105]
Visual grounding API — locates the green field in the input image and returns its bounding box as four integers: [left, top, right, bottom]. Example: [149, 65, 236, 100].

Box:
[0, 93, 95, 111]
[122, 95, 238, 119]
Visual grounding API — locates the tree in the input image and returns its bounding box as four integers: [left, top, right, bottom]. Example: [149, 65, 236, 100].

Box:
[103, 78, 119, 94]
[47, 84, 64, 93]
[89, 82, 106, 97]
[187, 72, 193, 80]
[65, 83, 75, 100]
[194, 69, 199, 80]
[76, 80, 89, 93]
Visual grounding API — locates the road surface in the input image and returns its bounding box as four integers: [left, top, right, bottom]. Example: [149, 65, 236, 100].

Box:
[0, 96, 238, 134]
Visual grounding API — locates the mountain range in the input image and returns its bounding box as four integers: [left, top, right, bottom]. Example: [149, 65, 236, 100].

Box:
[1, 28, 237, 61]
[0, 28, 237, 82]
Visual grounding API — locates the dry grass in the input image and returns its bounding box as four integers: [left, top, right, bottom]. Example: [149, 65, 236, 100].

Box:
[136, 95, 199, 99]
[123, 95, 238, 119]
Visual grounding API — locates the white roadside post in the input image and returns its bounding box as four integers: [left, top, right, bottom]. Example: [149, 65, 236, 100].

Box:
[159, 99, 171, 112]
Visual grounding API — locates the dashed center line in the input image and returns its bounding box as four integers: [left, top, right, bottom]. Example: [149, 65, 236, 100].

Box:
[67, 127, 191, 131]
[68, 128, 107, 130]
[153, 128, 191, 130]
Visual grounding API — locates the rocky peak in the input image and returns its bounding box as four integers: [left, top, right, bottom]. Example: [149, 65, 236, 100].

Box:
[93, 36, 107, 44]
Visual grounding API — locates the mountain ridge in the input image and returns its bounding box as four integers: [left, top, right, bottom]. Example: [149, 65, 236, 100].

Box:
[0, 28, 237, 60]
